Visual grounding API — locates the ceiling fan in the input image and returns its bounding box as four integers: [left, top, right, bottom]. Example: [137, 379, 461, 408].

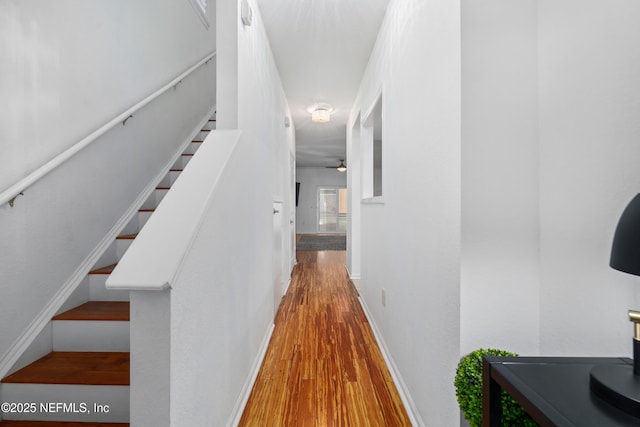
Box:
[326, 159, 347, 172]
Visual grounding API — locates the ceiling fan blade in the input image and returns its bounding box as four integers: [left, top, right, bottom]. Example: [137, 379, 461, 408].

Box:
[323, 160, 347, 170]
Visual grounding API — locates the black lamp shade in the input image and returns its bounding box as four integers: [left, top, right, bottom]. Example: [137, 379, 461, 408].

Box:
[610, 194, 640, 276]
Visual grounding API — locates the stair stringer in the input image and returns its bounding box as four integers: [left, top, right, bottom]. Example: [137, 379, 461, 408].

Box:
[0, 105, 216, 381]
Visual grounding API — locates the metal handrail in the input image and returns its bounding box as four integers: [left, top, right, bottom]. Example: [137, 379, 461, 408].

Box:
[0, 50, 216, 207]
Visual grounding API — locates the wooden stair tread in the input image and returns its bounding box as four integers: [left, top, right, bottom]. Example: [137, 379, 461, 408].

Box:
[182, 153, 194, 156]
[156, 186, 170, 190]
[2, 352, 129, 385]
[192, 139, 204, 143]
[138, 209, 154, 212]
[89, 264, 117, 275]
[169, 169, 183, 172]
[0, 421, 129, 426]
[115, 234, 137, 240]
[53, 302, 129, 321]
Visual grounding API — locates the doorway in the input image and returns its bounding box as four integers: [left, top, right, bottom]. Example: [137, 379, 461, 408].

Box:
[317, 187, 348, 233]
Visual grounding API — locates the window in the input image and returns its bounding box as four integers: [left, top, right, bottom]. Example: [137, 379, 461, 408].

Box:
[318, 187, 348, 233]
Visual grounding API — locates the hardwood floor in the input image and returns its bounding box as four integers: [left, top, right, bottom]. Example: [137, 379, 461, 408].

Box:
[0, 422, 128, 427]
[239, 250, 411, 426]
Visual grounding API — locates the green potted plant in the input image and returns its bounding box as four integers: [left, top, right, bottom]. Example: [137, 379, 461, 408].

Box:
[454, 348, 537, 427]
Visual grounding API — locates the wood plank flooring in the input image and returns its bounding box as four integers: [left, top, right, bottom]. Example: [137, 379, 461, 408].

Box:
[0, 422, 128, 427]
[239, 250, 411, 426]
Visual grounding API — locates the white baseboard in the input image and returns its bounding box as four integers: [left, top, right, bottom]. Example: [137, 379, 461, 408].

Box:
[345, 264, 360, 281]
[358, 296, 425, 427]
[282, 278, 292, 296]
[0, 108, 215, 379]
[227, 322, 275, 427]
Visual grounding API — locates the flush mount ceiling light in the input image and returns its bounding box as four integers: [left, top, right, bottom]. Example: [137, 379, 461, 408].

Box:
[310, 103, 332, 123]
[312, 108, 331, 123]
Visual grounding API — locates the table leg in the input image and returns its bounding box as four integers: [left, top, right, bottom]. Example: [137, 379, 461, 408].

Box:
[483, 357, 502, 427]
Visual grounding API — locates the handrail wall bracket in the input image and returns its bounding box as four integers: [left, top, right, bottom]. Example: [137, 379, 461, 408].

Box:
[8, 192, 24, 208]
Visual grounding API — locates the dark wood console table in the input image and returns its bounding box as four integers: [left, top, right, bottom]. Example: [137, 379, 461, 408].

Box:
[482, 356, 640, 426]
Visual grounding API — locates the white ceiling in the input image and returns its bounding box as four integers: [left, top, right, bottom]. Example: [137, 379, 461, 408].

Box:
[255, 0, 389, 168]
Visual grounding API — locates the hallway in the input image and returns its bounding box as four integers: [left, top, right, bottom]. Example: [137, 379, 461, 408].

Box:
[239, 250, 411, 426]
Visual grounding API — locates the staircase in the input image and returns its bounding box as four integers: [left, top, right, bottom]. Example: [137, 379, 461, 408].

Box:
[0, 117, 216, 426]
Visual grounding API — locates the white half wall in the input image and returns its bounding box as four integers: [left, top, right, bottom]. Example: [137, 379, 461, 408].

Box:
[538, 0, 640, 357]
[295, 167, 347, 234]
[348, 0, 461, 424]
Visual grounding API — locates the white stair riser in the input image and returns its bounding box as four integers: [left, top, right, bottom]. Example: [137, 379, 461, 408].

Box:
[1, 383, 128, 422]
[154, 188, 169, 206]
[116, 238, 134, 261]
[141, 188, 169, 210]
[93, 243, 117, 270]
[138, 210, 153, 229]
[89, 274, 129, 301]
[172, 156, 192, 170]
[196, 129, 211, 139]
[159, 170, 181, 188]
[53, 321, 129, 352]
[140, 190, 161, 210]
[183, 142, 202, 155]
[121, 215, 141, 236]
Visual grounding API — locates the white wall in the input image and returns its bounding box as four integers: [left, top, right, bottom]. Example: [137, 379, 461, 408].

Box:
[460, 0, 640, 361]
[348, 0, 461, 424]
[460, 0, 540, 356]
[295, 167, 347, 234]
[460, 0, 640, 401]
[237, 0, 296, 296]
[0, 0, 216, 374]
[0, 0, 216, 190]
[538, 0, 640, 357]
